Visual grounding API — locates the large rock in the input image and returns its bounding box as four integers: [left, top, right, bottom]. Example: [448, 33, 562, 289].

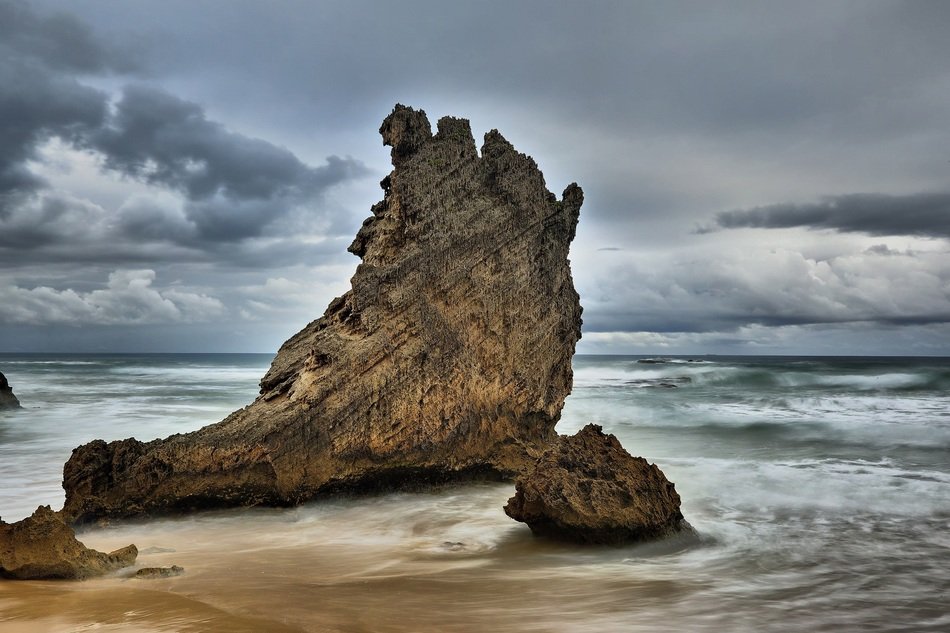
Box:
[0, 506, 137, 579]
[0, 371, 20, 409]
[504, 424, 689, 544]
[62, 104, 583, 523]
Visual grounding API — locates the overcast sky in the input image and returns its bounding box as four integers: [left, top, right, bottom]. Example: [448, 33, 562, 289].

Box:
[1, 0, 949, 355]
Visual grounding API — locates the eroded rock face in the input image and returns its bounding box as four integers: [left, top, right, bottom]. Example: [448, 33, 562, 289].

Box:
[0, 506, 137, 579]
[62, 104, 583, 523]
[504, 424, 688, 544]
[0, 372, 20, 409]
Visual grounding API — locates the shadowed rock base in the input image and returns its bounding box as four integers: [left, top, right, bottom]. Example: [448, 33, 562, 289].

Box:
[0, 506, 137, 580]
[62, 104, 583, 523]
[504, 425, 690, 544]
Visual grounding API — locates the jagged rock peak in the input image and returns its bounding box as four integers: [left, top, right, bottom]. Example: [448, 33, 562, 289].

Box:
[380, 104, 432, 164]
[62, 104, 583, 523]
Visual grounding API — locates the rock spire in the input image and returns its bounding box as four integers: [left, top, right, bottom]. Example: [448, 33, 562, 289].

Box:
[62, 104, 583, 522]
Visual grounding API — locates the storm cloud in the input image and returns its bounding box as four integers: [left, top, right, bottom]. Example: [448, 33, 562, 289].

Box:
[90, 86, 368, 241]
[706, 193, 950, 239]
[2, 0, 950, 353]
[0, 0, 369, 267]
[0, 0, 136, 73]
[0, 0, 129, 198]
[0, 54, 106, 198]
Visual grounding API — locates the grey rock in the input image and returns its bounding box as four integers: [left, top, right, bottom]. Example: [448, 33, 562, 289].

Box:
[0, 372, 20, 409]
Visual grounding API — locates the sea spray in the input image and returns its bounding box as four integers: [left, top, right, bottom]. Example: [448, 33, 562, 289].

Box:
[1, 353, 948, 631]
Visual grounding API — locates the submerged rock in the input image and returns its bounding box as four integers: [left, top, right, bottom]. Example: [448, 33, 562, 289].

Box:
[504, 424, 689, 544]
[63, 104, 583, 522]
[0, 506, 137, 579]
[134, 565, 184, 579]
[0, 372, 20, 409]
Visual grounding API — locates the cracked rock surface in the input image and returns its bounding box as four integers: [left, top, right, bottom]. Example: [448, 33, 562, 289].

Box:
[62, 104, 583, 523]
[1, 506, 136, 579]
[504, 424, 689, 544]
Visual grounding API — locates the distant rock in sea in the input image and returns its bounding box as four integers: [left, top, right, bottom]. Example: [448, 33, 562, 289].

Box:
[62, 104, 584, 522]
[504, 424, 690, 544]
[0, 372, 20, 409]
[0, 506, 137, 579]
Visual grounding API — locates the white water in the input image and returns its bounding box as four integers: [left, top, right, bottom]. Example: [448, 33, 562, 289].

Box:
[1, 354, 948, 632]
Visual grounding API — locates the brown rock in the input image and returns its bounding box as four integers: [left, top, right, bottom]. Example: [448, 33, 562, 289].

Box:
[0, 371, 20, 409]
[504, 424, 689, 544]
[62, 104, 583, 523]
[0, 506, 137, 579]
[134, 565, 184, 579]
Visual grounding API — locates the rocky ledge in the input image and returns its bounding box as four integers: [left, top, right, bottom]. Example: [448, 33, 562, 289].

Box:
[0, 506, 137, 580]
[0, 372, 20, 409]
[134, 565, 185, 579]
[62, 104, 583, 523]
[504, 424, 689, 544]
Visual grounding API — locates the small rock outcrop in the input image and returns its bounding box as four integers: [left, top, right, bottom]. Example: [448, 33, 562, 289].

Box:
[62, 104, 583, 523]
[0, 506, 137, 579]
[504, 424, 688, 544]
[0, 372, 20, 409]
[134, 565, 184, 579]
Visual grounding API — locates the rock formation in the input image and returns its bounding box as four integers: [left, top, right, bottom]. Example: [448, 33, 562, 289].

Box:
[0, 371, 20, 409]
[504, 424, 689, 544]
[62, 104, 583, 523]
[0, 506, 137, 579]
[134, 565, 184, 579]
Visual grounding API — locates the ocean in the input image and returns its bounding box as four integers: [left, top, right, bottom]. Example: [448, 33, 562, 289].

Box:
[0, 353, 948, 632]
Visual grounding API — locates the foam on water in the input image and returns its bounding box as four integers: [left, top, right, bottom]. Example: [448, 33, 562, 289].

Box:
[1, 353, 948, 631]
[0, 354, 271, 521]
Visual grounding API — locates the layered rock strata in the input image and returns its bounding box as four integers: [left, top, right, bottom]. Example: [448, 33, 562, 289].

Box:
[0, 372, 20, 409]
[504, 424, 689, 544]
[62, 104, 583, 523]
[0, 506, 137, 579]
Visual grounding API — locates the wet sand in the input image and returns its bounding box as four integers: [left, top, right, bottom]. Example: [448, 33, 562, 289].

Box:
[4, 355, 949, 632]
[1, 484, 703, 633]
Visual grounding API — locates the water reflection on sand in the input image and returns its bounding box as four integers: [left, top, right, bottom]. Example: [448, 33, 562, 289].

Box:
[2, 484, 709, 633]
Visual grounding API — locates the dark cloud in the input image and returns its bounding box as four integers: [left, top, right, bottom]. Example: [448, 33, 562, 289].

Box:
[0, 58, 107, 198]
[0, 0, 134, 198]
[5, 0, 950, 353]
[0, 192, 105, 249]
[0, 0, 370, 272]
[0, 0, 136, 74]
[88, 86, 369, 241]
[705, 193, 950, 238]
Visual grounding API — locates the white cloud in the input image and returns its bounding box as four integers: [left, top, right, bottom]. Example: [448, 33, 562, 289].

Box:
[582, 244, 950, 334]
[236, 268, 352, 321]
[577, 322, 950, 356]
[0, 269, 224, 325]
